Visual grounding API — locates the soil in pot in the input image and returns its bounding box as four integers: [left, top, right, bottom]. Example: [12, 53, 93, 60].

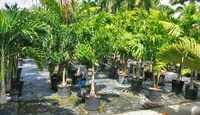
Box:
[172, 80, 184, 93]
[185, 84, 198, 100]
[57, 84, 71, 98]
[85, 96, 100, 111]
[131, 78, 143, 93]
[148, 88, 162, 102]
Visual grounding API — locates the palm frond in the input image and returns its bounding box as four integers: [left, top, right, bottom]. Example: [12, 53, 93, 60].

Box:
[157, 38, 200, 72]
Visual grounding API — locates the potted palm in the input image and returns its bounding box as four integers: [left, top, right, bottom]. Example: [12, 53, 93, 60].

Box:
[157, 39, 200, 99]
[74, 44, 101, 110]
[74, 12, 114, 110]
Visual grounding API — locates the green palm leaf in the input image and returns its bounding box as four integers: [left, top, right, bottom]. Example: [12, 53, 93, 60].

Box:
[157, 38, 200, 72]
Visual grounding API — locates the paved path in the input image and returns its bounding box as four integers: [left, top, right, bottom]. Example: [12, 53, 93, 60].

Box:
[19, 59, 52, 101]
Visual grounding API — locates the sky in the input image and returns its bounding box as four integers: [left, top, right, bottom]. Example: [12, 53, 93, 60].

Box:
[0, 0, 171, 9]
[0, 0, 40, 9]
[0, 0, 199, 9]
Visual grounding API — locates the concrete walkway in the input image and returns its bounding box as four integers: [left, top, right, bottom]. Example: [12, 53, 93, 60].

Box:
[19, 59, 52, 101]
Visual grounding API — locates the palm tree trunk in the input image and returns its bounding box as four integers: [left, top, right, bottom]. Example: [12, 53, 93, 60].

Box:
[89, 65, 96, 97]
[189, 70, 194, 89]
[84, 65, 89, 85]
[123, 53, 127, 73]
[62, 66, 66, 86]
[136, 60, 141, 81]
[0, 46, 7, 104]
[154, 70, 161, 88]
[178, 64, 182, 81]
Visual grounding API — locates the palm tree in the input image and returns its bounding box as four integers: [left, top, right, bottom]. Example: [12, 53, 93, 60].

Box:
[157, 38, 200, 89]
[177, 2, 200, 40]
[170, 0, 199, 5]
[96, 0, 160, 13]
[74, 12, 114, 98]
[0, 3, 51, 104]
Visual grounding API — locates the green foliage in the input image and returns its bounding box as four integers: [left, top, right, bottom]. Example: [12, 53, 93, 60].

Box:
[24, 47, 47, 70]
[157, 38, 200, 72]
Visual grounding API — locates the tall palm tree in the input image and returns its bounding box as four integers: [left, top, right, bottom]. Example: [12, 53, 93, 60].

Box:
[0, 4, 50, 104]
[176, 2, 200, 40]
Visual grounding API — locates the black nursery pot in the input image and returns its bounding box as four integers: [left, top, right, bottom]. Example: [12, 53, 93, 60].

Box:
[18, 80, 24, 97]
[51, 74, 59, 90]
[57, 86, 71, 98]
[185, 84, 198, 100]
[17, 68, 22, 81]
[131, 78, 143, 93]
[51, 77, 58, 90]
[144, 71, 153, 81]
[157, 75, 165, 86]
[85, 96, 100, 111]
[11, 80, 24, 97]
[172, 80, 184, 93]
[148, 88, 162, 102]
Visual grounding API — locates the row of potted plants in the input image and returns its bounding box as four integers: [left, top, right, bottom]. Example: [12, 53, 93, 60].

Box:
[1, 1, 200, 111]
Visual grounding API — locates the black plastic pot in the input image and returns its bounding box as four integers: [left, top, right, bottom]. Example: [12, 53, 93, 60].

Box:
[11, 80, 24, 97]
[144, 71, 153, 81]
[172, 80, 184, 93]
[131, 78, 143, 93]
[108, 67, 118, 79]
[118, 75, 128, 84]
[85, 96, 100, 111]
[18, 80, 24, 97]
[158, 75, 165, 86]
[148, 88, 162, 102]
[197, 73, 200, 80]
[154, 75, 165, 86]
[185, 84, 198, 100]
[57, 85, 71, 97]
[51, 77, 58, 91]
[18, 58, 23, 66]
[17, 68, 22, 81]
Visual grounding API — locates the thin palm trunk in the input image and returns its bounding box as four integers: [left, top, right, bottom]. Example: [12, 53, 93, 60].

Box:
[154, 70, 161, 88]
[189, 70, 194, 89]
[136, 59, 142, 81]
[62, 66, 66, 86]
[178, 64, 182, 81]
[84, 65, 89, 85]
[0, 46, 7, 104]
[123, 53, 127, 73]
[89, 65, 96, 97]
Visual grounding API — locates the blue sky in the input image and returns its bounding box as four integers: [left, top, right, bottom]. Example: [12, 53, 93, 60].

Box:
[0, 0, 171, 9]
